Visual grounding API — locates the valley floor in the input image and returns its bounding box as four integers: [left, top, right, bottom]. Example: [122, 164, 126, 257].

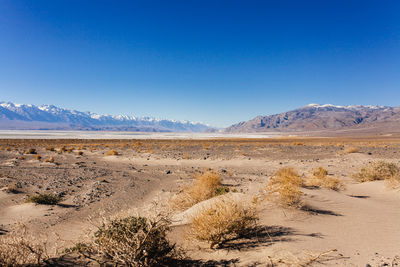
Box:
[0, 137, 400, 266]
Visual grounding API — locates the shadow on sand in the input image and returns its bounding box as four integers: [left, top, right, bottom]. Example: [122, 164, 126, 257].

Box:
[301, 204, 342, 216]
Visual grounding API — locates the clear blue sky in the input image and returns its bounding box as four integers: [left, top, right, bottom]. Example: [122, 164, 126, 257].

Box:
[0, 0, 399, 127]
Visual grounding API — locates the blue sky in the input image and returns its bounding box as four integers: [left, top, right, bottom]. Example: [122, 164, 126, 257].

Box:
[0, 0, 399, 127]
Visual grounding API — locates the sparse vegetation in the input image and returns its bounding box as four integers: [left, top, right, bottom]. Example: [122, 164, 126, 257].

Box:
[25, 148, 37, 154]
[105, 150, 119, 156]
[1, 138, 400, 265]
[312, 166, 328, 179]
[188, 195, 258, 248]
[0, 226, 49, 266]
[26, 193, 62, 205]
[172, 171, 227, 210]
[343, 146, 360, 154]
[354, 161, 400, 186]
[305, 167, 343, 191]
[44, 156, 55, 163]
[5, 183, 21, 194]
[77, 214, 180, 266]
[33, 154, 42, 160]
[77, 151, 84, 156]
[266, 168, 304, 208]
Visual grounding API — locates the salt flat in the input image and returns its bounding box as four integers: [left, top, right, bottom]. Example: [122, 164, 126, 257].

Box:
[0, 130, 280, 139]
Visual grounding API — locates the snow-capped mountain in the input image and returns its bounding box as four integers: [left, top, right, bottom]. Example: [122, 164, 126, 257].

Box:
[224, 104, 400, 133]
[0, 102, 210, 132]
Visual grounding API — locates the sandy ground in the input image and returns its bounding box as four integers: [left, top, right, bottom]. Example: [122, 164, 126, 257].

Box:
[0, 137, 400, 266]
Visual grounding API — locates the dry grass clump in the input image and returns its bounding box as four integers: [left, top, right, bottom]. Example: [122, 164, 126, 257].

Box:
[202, 143, 211, 150]
[343, 146, 360, 154]
[188, 196, 258, 248]
[181, 153, 191, 160]
[77, 145, 86, 150]
[44, 156, 55, 163]
[105, 150, 119, 156]
[0, 226, 49, 266]
[354, 161, 400, 186]
[172, 171, 226, 211]
[25, 148, 37, 154]
[58, 146, 67, 153]
[77, 151, 84, 156]
[292, 142, 304, 146]
[305, 167, 343, 191]
[46, 146, 55, 151]
[266, 168, 304, 208]
[74, 214, 180, 266]
[312, 166, 328, 179]
[33, 154, 42, 160]
[26, 193, 62, 205]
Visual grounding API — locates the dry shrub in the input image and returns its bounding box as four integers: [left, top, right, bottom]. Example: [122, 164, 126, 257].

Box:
[343, 146, 359, 154]
[181, 153, 191, 160]
[172, 171, 225, 210]
[44, 156, 55, 163]
[77, 151, 84, 156]
[26, 193, 62, 205]
[17, 156, 26, 160]
[188, 195, 258, 248]
[266, 168, 304, 208]
[133, 141, 142, 148]
[76, 214, 180, 266]
[292, 142, 304, 146]
[105, 150, 119, 156]
[312, 166, 328, 179]
[25, 148, 37, 154]
[33, 154, 42, 160]
[202, 143, 211, 150]
[354, 161, 400, 186]
[0, 226, 49, 266]
[305, 167, 343, 191]
[322, 177, 343, 191]
[6, 147, 12, 151]
[161, 144, 169, 151]
[5, 183, 21, 194]
[46, 146, 55, 151]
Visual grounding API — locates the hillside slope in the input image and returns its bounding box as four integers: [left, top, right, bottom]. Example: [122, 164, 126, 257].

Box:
[224, 104, 400, 133]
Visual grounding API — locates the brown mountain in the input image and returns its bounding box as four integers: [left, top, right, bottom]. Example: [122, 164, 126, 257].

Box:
[224, 104, 400, 133]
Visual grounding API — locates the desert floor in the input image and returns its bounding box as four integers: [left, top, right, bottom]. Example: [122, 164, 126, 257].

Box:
[1, 137, 400, 266]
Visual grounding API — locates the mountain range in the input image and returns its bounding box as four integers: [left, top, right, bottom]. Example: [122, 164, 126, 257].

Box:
[224, 104, 400, 133]
[1, 101, 400, 134]
[0, 102, 210, 132]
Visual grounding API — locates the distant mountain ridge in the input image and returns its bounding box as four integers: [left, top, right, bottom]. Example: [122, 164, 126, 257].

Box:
[224, 104, 400, 133]
[0, 102, 210, 132]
